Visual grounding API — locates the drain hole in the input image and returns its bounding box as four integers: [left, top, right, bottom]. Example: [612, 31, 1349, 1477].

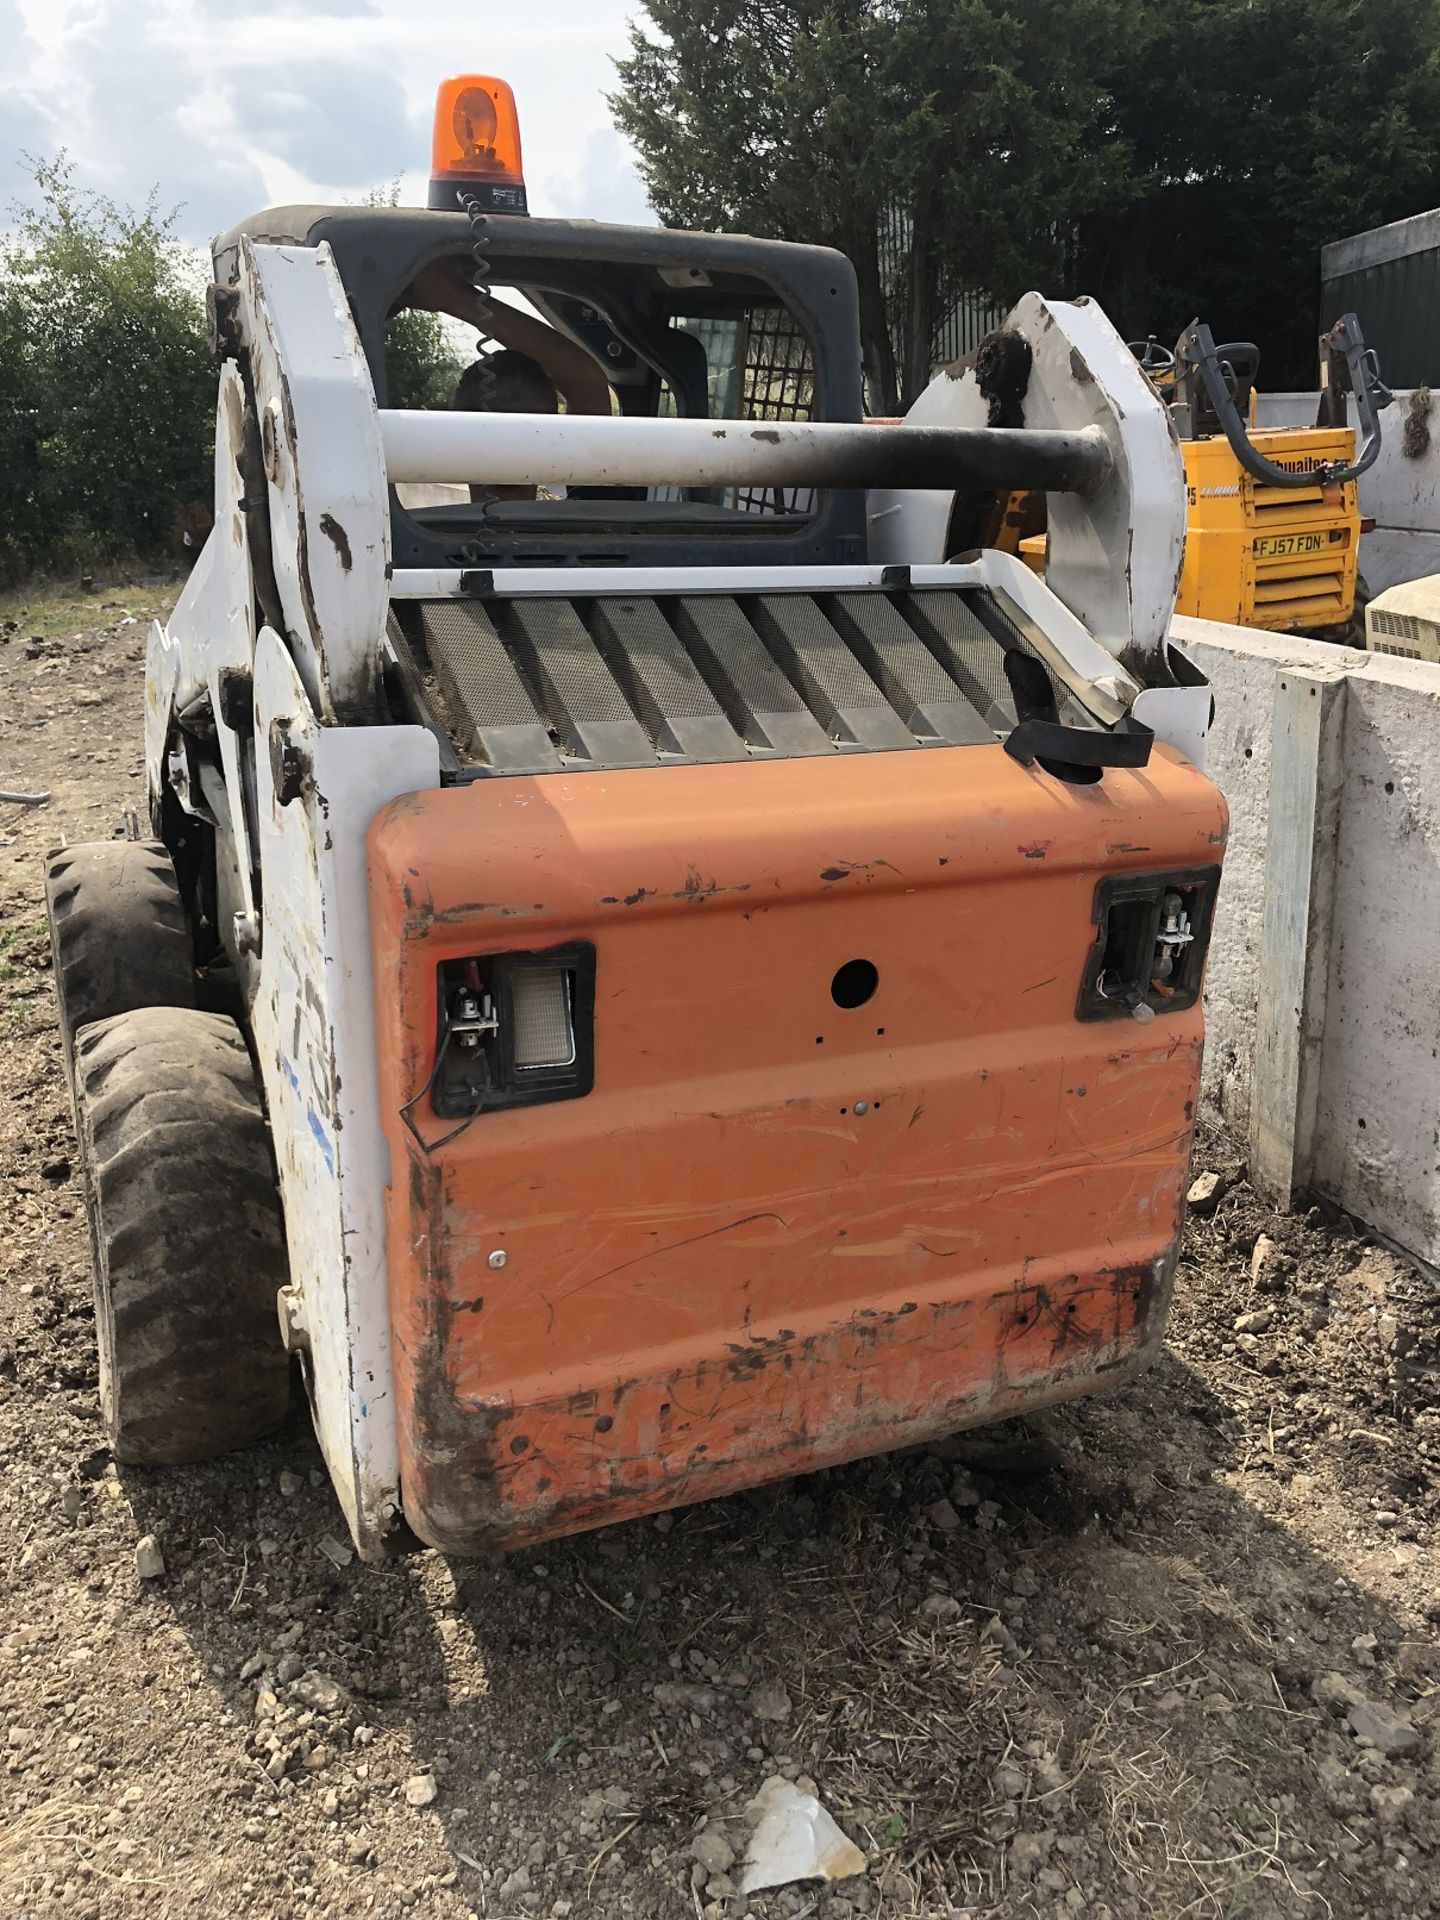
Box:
[831, 959, 878, 1009]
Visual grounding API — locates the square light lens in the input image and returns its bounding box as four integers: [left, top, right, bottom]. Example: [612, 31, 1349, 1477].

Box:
[511, 966, 575, 1069]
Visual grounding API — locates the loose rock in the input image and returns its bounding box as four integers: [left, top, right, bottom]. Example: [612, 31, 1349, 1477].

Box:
[294, 1671, 350, 1715]
[1009, 1829, 1056, 1880]
[404, 1773, 439, 1808]
[1369, 1785, 1415, 1826]
[1250, 1233, 1285, 1289]
[690, 1825, 736, 1875]
[1346, 1699, 1421, 1758]
[1187, 1171, 1223, 1211]
[134, 1536, 165, 1581]
[1233, 1308, 1273, 1335]
[919, 1593, 963, 1625]
[1312, 1672, 1364, 1715]
[922, 1497, 961, 1532]
[748, 1678, 792, 1724]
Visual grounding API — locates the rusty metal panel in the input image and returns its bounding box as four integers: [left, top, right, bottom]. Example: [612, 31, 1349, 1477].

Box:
[368, 739, 1228, 1554]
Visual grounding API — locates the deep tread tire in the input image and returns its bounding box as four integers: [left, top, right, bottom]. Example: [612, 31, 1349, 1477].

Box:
[73, 1006, 291, 1466]
[45, 840, 195, 1093]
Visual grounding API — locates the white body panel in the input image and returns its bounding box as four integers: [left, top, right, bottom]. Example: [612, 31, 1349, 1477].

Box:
[242, 240, 391, 722]
[869, 293, 1187, 670]
[249, 629, 438, 1550]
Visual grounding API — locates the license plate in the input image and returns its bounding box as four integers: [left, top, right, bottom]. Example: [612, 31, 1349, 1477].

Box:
[1253, 531, 1327, 559]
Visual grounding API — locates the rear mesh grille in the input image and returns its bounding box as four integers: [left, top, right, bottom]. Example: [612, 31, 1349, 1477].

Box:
[900, 589, 1021, 716]
[392, 586, 1088, 773]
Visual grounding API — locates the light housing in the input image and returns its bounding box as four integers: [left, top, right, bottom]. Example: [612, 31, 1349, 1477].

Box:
[428, 74, 528, 215]
[434, 944, 595, 1118]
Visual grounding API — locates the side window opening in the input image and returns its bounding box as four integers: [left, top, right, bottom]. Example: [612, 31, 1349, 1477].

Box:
[658, 303, 816, 515]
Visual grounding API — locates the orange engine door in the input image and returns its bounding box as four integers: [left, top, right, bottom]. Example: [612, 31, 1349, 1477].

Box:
[369, 742, 1227, 1553]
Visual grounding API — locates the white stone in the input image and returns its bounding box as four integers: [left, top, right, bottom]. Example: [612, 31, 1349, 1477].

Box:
[134, 1536, 165, 1581]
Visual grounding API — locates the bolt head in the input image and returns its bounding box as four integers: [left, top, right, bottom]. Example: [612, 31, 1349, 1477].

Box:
[854, 1100, 869, 1116]
[488, 1249, 508, 1270]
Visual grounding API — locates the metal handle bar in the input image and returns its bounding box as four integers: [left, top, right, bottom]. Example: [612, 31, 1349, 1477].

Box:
[378, 410, 1115, 495]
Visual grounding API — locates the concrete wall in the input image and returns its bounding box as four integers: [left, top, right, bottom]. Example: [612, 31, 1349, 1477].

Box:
[1176, 614, 1440, 1266]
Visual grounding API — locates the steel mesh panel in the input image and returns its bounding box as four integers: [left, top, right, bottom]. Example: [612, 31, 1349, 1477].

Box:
[900, 590, 1019, 714]
[750, 596, 898, 718]
[419, 602, 548, 731]
[586, 599, 728, 723]
[668, 596, 831, 755]
[825, 592, 992, 744]
[394, 585, 1070, 768]
[505, 601, 639, 727]
[827, 592, 967, 707]
[503, 600, 655, 766]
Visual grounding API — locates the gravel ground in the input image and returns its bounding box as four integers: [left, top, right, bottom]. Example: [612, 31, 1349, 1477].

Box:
[2, 596, 1439, 1920]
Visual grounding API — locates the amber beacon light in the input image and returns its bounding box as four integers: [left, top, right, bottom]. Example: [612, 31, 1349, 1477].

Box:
[428, 75, 528, 214]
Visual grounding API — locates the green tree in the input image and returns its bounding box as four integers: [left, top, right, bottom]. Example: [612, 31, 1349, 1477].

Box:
[0, 157, 213, 583]
[0, 275, 44, 583]
[614, 0, 1440, 404]
[611, 0, 1133, 409]
[1076, 0, 1440, 387]
[384, 307, 465, 410]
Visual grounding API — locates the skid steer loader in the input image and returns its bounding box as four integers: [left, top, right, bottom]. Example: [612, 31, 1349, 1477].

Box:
[45, 76, 1226, 1561]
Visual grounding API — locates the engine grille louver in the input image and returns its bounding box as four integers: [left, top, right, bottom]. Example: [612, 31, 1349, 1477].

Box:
[389, 587, 1079, 775]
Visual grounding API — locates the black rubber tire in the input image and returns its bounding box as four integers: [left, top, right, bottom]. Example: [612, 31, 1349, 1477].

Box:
[45, 840, 195, 1093]
[73, 1005, 291, 1466]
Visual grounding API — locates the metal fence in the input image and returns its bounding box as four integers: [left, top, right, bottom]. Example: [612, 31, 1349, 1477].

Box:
[879, 205, 1006, 373]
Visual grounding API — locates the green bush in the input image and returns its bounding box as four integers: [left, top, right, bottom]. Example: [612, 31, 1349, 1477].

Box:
[0, 158, 214, 585]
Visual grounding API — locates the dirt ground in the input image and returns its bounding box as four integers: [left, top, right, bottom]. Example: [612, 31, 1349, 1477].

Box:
[2, 593, 1439, 1920]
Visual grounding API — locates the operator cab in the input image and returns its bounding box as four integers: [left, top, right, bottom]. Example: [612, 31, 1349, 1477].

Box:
[213, 78, 868, 575]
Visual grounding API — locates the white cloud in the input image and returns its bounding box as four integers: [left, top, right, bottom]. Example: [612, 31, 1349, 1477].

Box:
[539, 126, 651, 227]
[3, 0, 653, 242]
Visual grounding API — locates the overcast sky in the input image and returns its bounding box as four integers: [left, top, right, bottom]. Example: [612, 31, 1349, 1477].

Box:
[1, 0, 653, 243]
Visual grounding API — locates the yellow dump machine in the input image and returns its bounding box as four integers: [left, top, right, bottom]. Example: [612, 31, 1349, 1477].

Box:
[1171, 424, 1359, 632]
[1018, 317, 1390, 640]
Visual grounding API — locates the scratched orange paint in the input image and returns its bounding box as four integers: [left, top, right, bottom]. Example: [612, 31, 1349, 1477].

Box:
[368, 741, 1227, 1552]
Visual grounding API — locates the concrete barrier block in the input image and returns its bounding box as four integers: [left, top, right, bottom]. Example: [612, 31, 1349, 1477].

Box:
[1173, 615, 1440, 1267]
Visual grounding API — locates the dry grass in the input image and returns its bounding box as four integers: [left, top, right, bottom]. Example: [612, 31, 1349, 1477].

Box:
[0, 575, 178, 641]
[733, 1501, 1337, 1920]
